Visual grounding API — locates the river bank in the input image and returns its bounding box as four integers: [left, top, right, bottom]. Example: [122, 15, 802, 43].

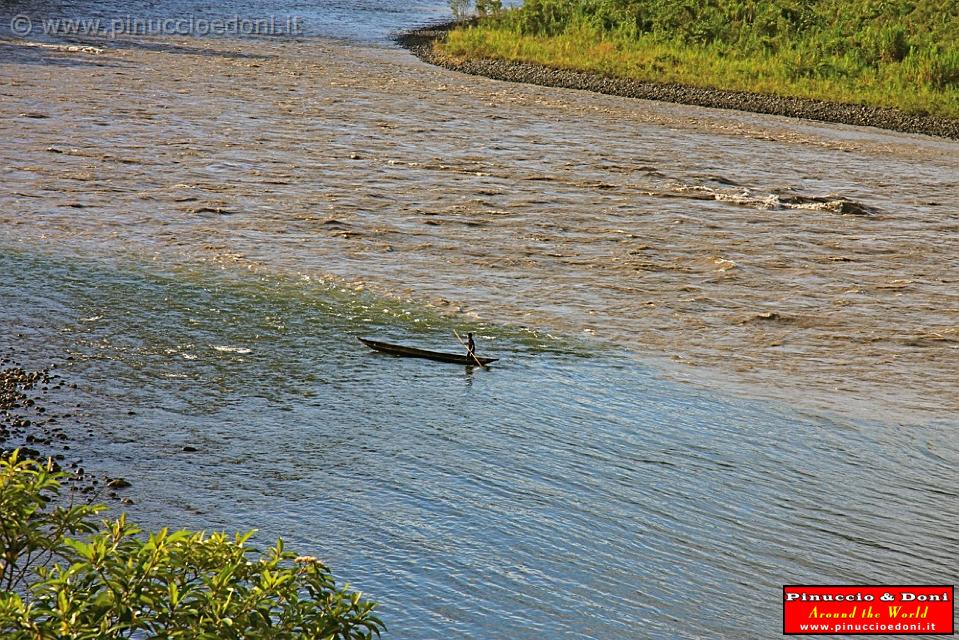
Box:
[0, 354, 129, 499]
[398, 23, 959, 140]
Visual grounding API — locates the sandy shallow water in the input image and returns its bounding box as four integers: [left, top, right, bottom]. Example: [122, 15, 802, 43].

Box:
[1, 34, 958, 423]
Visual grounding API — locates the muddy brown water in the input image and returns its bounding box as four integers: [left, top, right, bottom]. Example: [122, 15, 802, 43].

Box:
[1, 35, 957, 423]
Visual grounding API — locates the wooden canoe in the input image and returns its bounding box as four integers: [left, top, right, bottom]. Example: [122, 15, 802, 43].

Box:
[358, 337, 498, 366]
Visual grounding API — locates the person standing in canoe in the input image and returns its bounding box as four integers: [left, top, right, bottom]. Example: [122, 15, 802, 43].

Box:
[466, 332, 476, 357]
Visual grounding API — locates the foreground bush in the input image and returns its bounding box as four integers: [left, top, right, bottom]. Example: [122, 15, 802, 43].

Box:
[0, 451, 383, 639]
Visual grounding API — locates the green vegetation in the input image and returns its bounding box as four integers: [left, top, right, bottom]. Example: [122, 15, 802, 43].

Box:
[440, 0, 959, 118]
[0, 451, 384, 639]
[449, 0, 503, 19]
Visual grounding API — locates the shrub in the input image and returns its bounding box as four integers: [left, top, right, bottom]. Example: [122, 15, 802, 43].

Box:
[0, 451, 384, 639]
[449, 0, 503, 19]
[906, 46, 959, 89]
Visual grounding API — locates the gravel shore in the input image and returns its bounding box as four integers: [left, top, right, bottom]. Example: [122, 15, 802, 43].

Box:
[1, 352, 129, 499]
[397, 24, 959, 141]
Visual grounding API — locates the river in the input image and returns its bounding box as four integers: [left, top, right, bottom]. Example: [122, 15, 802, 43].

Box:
[1, 1, 957, 638]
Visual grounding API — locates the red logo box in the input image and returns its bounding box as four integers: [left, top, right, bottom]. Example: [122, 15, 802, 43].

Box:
[784, 585, 954, 635]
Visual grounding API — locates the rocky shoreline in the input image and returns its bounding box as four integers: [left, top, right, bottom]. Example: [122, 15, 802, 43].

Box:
[1, 351, 131, 501]
[397, 23, 959, 141]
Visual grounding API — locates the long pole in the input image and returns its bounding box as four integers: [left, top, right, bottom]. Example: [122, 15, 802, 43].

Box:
[453, 329, 487, 369]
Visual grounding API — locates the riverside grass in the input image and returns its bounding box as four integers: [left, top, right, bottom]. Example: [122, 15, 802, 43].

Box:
[439, 0, 959, 119]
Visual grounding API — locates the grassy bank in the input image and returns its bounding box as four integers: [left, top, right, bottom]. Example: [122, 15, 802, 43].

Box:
[438, 0, 959, 119]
